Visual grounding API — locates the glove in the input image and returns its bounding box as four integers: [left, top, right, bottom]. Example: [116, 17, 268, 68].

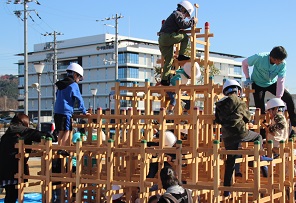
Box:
[244, 78, 252, 87]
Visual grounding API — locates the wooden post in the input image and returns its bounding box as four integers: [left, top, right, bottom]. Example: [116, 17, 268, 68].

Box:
[17, 137, 25, 203]
[75, 138, 82, 202]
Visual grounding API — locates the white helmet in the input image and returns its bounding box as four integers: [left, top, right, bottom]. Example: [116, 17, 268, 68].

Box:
[178, 0, 194, 16]
[265, 98, 286, 111]
[112, 185, 124, 200]
[183, 62, 201, 80]
[66, 63, 84, 80]
[222, 79, 242, 95]
[164, 131, 177, 147]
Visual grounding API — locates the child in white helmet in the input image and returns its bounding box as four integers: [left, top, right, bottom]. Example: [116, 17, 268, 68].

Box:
[264, 98, 289, 150]
[54, 63, 90, 156]
[166, 62, 201, 116]
[158, 1, 197, 86]
[215, 79, 272, 197]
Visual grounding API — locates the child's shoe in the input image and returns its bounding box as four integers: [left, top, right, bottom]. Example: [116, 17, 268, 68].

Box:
[177, 55, 190, 61]
[223, 191, 231, 197]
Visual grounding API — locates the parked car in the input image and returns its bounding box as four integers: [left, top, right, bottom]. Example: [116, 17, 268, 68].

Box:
[1, 117, 12, 124]
[39, 122, 56, 135]
[32, 117, 38, 124]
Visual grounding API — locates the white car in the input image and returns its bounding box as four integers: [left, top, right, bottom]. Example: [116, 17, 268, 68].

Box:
[32, 117, 38, 124]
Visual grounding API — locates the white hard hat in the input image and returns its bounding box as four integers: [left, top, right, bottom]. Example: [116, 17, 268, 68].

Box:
[66, 63, 84, 80]
[165, 131, 177, 147]
[183, 62, 201, 80]
[265, 98, 285, 111]
[112, 185, 124, 200]
[178, 0, 194, 16]
[222, 79, 242, 95]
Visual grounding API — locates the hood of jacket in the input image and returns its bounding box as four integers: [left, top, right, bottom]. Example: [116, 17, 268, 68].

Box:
[55, 77, 75, 90]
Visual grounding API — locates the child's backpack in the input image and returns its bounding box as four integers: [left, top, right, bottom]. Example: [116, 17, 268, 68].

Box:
[161, 188, 192, 203]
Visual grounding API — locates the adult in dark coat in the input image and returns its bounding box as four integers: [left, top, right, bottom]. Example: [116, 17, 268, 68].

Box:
[0, 113, 56, 202]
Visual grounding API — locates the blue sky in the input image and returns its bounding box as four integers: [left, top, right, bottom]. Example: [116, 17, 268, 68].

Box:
[1, 0, 296, 92]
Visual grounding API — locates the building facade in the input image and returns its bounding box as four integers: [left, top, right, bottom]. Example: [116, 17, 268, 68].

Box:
[17, 34, 244, 119]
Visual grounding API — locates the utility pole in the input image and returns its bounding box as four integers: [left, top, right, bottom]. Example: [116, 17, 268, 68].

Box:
[23, 1, 28, 115]
[43, 31, 63, 116]
[97, 14, 123, 81]
[8, 0, 41, 115]
[42, 31, 63, 105]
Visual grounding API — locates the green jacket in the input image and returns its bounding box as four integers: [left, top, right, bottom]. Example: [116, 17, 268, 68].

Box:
[215, 94, 251, 143]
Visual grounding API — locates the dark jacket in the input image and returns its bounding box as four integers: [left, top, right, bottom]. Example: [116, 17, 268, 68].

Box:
[0, 124, 50, 185]
[159, 10, 195, 33]
[215, 94, 251, 143]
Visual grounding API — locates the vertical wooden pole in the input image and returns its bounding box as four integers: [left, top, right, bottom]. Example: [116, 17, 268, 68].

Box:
[17, 137, 25, 203]
[45, 137, 53, 203]
[75, 138, 82, 202]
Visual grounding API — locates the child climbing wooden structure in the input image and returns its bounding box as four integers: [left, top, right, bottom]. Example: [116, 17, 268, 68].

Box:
[14, 2, 296, 203]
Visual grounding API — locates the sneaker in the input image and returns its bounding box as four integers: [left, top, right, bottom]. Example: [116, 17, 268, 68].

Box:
[235, 172, 243, 177]
[223, 191, 231, 197]
[167, 110, 174, 115]
[260, 156, 273, 161]
[57, 150, 70, 157]
[177, 55, 190, 61]
[289, 129, 296, 138]
[160, 79, 170, 86]
[182, 111, 189, 115]
[261, 166, 268, 177]
[166, 110, 174, 123]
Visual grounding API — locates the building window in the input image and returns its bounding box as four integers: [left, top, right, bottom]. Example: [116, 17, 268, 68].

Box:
[19, 76, 24, 87]
[97, 55, 100, 65]
[143, 54, 147, 65]
[118, 53, 139, 64]
[58, 60, 78, 70]
[18, 64, 24, 75]
[88, 56, 92, 67]
[151, 55, 154, 67]
[118, 67, 139, 79]
[120, 82, 134, 87]
[234, 65, 241, 75]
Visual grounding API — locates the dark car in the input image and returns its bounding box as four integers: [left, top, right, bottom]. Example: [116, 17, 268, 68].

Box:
[40, 122, 56, 135]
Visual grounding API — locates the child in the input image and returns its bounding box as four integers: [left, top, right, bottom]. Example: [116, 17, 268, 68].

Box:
[157, 166, 192, 203]
[146, 130, 177, 179]
[264, 98, 288, 149]
[214, 79, 272, 197]
[54, 63, 90, 156]
[166, 62, 201, 115]
[158, 0, 197, 86]
[0, 113, 57, 202]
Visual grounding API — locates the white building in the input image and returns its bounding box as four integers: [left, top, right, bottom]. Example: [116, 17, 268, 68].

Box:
[16, 34, 244, 119]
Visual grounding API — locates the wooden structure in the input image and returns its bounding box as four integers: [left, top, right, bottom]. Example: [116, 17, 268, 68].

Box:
[14, 3, 296, 203]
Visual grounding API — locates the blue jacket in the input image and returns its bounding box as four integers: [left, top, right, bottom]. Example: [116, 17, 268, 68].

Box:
[54, 77, 87, 116]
